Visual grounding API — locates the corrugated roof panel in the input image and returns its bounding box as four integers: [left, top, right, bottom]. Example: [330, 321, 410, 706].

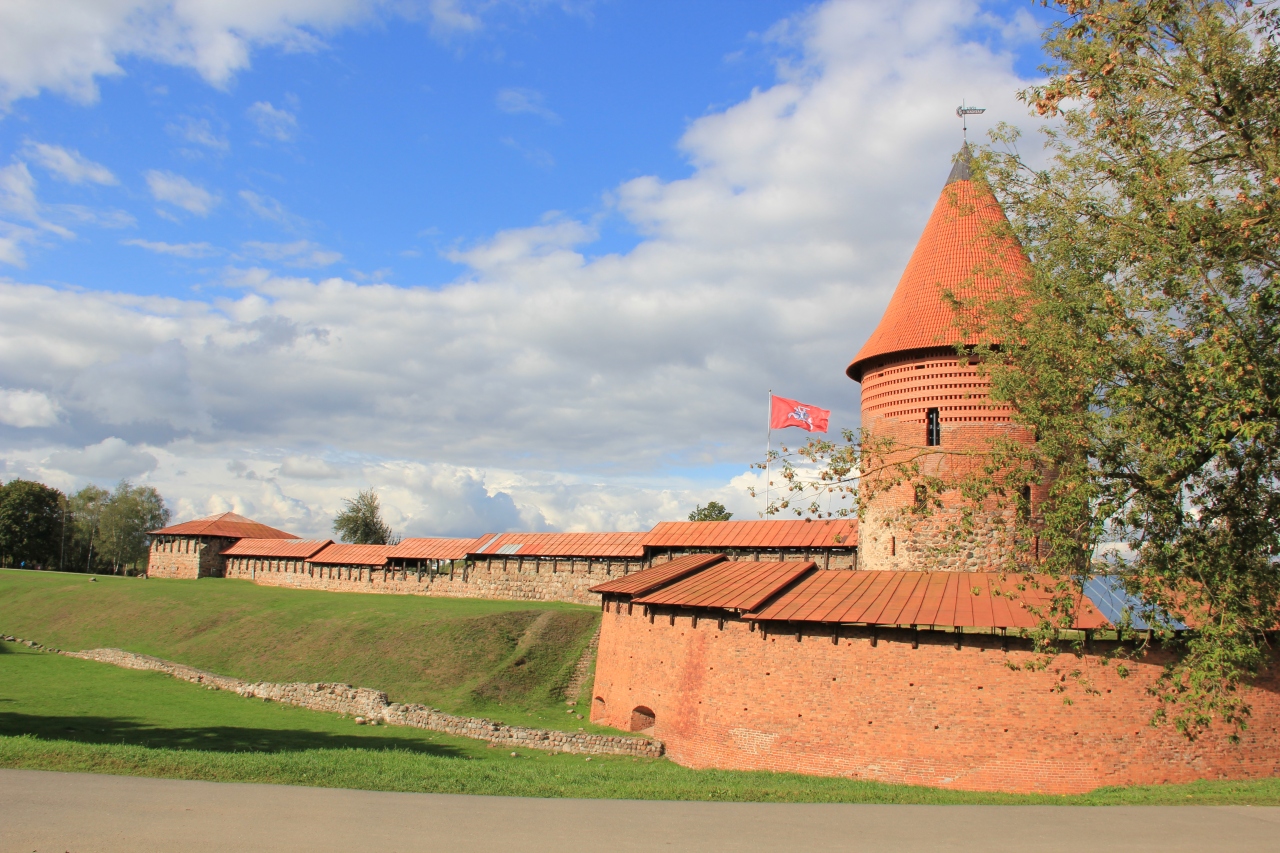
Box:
[222, 539, 331, 559]
[748, 571, 1110, 629]
[471, 531, 646, 558]
[385, 537, 481, 561]
[590, 554, 726, 596]
[308, 543, 395, 567]
[633, 561, 815, 611]
[1082, 576, 1188, 631]
[151, 512, 299, 540]
[640, 519, 857, 550]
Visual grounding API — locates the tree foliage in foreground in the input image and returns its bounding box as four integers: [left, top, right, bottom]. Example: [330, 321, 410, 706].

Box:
[976, 0, 1280, 738]
[333, 488, 397, 545]
[770, 0, 1279, 738]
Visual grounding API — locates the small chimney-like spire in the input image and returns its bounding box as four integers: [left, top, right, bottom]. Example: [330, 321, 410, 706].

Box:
[946, 143, 973, 185]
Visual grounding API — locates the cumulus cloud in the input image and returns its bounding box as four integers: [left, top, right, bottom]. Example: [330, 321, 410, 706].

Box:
[145, 170, 219, 216]
[278, 455, 341, 479]
[122, 239, 218, 258]
[46, 437, 158, 479]
[247, 100, 298, 142]
[243, 240, 342, 267]
[496, 87, 558, 122]
[0, 388, 60, 428]
[0, 0, 1042, 531]
[21, 141, 117, 185]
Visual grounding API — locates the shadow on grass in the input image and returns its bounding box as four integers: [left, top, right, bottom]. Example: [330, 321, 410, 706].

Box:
[0, 712, 466, 757]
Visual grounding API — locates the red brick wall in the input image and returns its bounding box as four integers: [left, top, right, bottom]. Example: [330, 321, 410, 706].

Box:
[590, 605, 1280, 794]
[858, 349, 1046, 571]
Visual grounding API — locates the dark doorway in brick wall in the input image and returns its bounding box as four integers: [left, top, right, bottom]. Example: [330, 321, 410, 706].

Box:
[630, 706, 656, 733]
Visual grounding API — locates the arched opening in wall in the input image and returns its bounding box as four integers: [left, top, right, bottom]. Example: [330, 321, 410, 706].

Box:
[630, 706, 656, 733]
[594, 696, 605, 715]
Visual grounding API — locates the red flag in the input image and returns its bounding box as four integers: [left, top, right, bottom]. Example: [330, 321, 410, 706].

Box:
[770, 395, 830, 433]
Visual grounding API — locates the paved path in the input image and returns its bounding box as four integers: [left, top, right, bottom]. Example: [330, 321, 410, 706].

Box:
[4, 769, 1280, 853]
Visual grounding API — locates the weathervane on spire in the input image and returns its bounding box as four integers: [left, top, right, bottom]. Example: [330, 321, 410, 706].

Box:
[956, 101, 986, 143]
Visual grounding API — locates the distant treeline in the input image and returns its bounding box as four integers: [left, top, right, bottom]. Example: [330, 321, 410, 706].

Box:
[0, 478, 170, 575]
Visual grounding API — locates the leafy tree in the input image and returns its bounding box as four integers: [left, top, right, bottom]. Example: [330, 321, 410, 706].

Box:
[97, 481, 170, 574]
[68, 485, 110, 573]
[688, 501, 733, 522]
[333, 488, 396, 545]
[770, 0, 1279, 739]
[971, 0, 1280, 737]
[0, 479, 64, 569]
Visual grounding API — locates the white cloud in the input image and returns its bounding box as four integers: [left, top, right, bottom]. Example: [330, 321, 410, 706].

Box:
[239, 190, 305, 229]
[167, 116, 229, 152]
[46, 437, 158, 479]
[0, 388, 60, 428]
[0, 161, 75, 265]
[243, 240, 342, 267]
[21, 141, 117, 185]
[496, 87, 558, 122]
[145, 170, 219, 216]
[123, 238, 219, 258]
[0, 0, 1041, 532]
[247, 100, 298, 142]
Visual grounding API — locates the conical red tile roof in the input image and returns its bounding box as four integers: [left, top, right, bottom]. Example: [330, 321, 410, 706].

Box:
[847, 146, 1030, 381]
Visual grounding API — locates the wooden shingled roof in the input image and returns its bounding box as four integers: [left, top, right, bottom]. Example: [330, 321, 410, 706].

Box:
[747, 570, 1110, 630]
[846, 145, 1031, 382]
[150, 511, 299, 540]
[641, 519, 857, 550]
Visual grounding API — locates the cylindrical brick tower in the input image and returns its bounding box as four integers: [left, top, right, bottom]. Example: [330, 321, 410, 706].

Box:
[848, 146, 1039, 571]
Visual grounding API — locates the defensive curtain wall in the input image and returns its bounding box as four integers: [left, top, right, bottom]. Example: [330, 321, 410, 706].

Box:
[588, 554, 1280, 794]
[154, 516, 859, 606]
[148, 512, 298, 579]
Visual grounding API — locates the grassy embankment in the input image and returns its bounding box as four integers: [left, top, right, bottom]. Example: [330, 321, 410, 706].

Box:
[0, 569, 603, 733]
[4, 643, 1280, 804]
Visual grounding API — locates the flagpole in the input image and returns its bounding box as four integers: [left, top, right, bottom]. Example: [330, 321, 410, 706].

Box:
[765, 389, 772, 517]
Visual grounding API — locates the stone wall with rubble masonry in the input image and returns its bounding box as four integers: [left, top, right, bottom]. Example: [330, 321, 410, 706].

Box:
[18, 642, 662, 758]
[222, 555, 647, 606]
[147, 536, 234, 579]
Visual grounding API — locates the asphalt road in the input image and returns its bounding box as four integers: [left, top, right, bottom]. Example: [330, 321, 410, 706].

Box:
[4, 769, 1280, 853]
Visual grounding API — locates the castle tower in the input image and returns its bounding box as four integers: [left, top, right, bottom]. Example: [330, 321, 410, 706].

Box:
[847, 146, 1036, 571]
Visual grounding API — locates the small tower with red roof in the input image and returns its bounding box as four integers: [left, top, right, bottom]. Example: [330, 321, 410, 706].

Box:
[847, 146, 1036, 571]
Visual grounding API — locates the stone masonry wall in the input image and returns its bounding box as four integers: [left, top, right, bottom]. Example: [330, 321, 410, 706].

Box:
[58, 645, 662, 758]
[589, 604, 1280, 794]
[224, 556, 645, 606]
[147, 536, 233, 579]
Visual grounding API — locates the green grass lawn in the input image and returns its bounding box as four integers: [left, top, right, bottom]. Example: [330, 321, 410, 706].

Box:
[4, 643, 1280, 803]
[0, 569, 604, 733]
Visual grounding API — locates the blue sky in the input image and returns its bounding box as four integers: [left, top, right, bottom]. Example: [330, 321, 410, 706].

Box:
[0, 0, 1054, 537]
